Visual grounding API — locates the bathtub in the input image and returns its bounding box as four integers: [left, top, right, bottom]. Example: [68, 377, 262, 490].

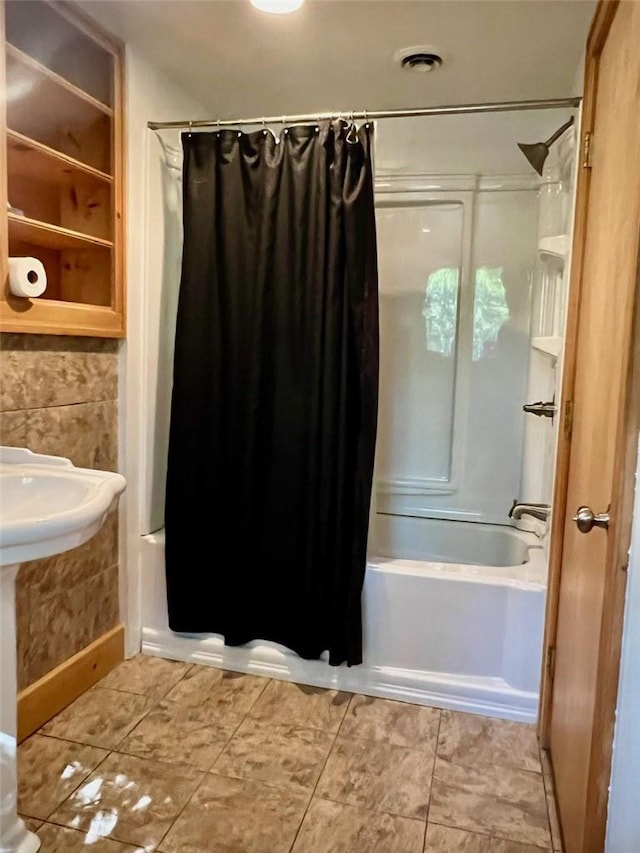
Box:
[139, 517, 546, 722]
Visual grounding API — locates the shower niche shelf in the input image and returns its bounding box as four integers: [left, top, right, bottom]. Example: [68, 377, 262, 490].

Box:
[538, 234, 570, 264]
[0, 0, 125, 337]
[531, 336, 563, 359]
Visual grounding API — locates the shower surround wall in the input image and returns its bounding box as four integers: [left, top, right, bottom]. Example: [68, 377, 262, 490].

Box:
[0, 334, 119, 689]
[375, 175, 537, 524]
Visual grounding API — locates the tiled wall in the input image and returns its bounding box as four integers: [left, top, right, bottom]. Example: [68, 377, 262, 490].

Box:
[0, 333, 121, 690]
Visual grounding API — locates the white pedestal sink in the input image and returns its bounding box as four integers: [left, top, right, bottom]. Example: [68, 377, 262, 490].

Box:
[0, 447, 125, 853]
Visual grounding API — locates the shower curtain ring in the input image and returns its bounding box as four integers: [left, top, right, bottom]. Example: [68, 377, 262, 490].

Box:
[216, 119, 221, 138]
[188, 120, 193, 138]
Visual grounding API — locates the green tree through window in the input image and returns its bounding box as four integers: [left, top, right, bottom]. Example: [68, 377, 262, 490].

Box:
[422, 268, 460, 356]
[422, 267, 509, 360]
[472, 267, 510, 360]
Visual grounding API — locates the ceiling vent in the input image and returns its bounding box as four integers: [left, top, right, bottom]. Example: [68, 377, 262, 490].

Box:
[394, 46, 444, 73]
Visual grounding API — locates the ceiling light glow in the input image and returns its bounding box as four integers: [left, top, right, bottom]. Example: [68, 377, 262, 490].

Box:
[251, 0, 305, 13]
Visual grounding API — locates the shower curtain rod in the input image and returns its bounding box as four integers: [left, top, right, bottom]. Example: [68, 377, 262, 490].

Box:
[147, 97, 581, 131]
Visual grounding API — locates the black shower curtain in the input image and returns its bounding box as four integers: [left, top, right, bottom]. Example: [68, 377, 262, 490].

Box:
[165, 120, 379, 666]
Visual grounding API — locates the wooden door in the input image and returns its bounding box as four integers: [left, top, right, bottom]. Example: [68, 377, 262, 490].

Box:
[544, 2, 640, 851]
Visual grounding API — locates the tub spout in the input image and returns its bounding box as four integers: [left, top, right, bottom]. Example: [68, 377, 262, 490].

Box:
[509, 500, 551, 522]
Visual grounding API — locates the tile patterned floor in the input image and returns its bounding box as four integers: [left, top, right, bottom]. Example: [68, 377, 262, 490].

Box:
[18, 655, 564, 852]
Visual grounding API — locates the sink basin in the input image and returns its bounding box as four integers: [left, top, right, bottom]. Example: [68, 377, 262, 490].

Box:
[0, 447, 125, 853]
[0, 447, 126, 566]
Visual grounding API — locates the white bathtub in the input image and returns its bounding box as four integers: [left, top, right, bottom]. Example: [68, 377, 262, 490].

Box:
[139, 517, 546, 722]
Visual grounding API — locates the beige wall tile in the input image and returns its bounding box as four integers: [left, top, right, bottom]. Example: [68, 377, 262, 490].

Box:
[25, 400, 118, 471]
[0, 334, 118, 412]
[19, 512, 118, 605]
[85, 562, 121, 642]
[16, 572, 31, 691]
[0, 409, 28, 446]
[26, 583, 91, 684]
[3, 334, 120, 692]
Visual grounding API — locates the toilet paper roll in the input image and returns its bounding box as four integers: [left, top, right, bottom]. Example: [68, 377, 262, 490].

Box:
[9, 257, 47, 298]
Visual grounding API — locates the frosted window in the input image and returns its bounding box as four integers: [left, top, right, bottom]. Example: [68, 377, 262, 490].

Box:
[472, 267, 510, 360]
[422, 268, 460, 356]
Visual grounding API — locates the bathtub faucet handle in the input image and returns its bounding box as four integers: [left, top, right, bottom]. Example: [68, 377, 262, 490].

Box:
[509, 500, 551, 522]
[523, 400, 557, 419]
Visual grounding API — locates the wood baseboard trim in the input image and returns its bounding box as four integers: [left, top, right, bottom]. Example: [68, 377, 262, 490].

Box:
[17, 624, 125, 742]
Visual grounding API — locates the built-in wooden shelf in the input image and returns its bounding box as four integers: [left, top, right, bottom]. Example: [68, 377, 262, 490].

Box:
[8, 214, 113, 251]
[7, 129, 112, 185]
[1, 0, 124, 338]
[7, 131, 113, 243]
[5, 42, 112, 175]
[6, 43, 113, 118]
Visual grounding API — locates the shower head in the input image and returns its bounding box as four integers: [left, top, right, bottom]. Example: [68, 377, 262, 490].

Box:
[517, 116, 575, 176]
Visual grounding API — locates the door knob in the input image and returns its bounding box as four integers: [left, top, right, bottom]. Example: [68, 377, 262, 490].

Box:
[573, 506, 610, 533]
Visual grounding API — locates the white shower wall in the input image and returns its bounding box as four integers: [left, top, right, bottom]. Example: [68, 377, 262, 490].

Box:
[373, 114, 559, 525]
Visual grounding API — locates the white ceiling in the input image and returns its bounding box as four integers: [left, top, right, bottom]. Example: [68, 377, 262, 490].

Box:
[78, 0, 595, 119]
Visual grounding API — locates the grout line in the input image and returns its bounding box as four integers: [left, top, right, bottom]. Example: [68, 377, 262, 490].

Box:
[422, 710, 442, 851]
[38, 822, 134, 850]
[286, 714, 343, 852]
[428, 817, 553, 849]
[152, 673, 273, 852]
[539, 747, 563, 852]
[0, 398, 120, 414]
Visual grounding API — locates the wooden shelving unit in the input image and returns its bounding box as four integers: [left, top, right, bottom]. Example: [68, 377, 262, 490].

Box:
[8, 214, 113, 251]
[1, 0, 124, 337]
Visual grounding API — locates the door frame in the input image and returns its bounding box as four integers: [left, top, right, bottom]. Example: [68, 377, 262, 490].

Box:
[539, 0, 640, 848]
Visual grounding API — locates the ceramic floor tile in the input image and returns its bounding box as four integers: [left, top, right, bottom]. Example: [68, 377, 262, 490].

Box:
[19, 815, 42, 833]
[160, 774, 309, 853]
[35, 823, 146, 851]
[49, 752, 203, 850]
[291, 797, 425, 853]
[117, 699, 236, 770]
[18, 734, 109, 820]
[425, 823, 548, 852]
[429, 758, 552, 849]
[437, 711, 541, 773]
[340, 695, 440, 750]
[41, 688, 154, 750]
[249, 678, 351, 733]
[316, 735, 432, 819]
[97, 655, 192, 700]
[164, 666, 268, 726]
[212, 718, 335, 792]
